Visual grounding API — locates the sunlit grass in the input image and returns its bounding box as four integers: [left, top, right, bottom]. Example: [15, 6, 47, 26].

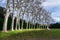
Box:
[0, 29, 60, 40]
[0, 29, 42, 38]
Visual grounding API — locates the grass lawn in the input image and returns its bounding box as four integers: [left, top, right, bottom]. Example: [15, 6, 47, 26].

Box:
[0, 29, 60, 40]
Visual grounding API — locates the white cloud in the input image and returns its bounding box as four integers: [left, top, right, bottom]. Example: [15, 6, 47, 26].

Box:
[53, 17, 60, 22]
[52, 11, 60, 17]
[42, 0, 60, 22]
[42, 0, 60, 7]
[51, 11, 60, 22]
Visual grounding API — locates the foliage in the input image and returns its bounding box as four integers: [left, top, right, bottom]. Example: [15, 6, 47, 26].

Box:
[49, 23, 60, 29]
[0, 7, 6, 30]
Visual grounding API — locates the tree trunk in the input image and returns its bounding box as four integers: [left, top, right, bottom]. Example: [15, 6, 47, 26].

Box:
[11, 18, 14, 31]
[11, 0, 15, 31]
[3, 0, 10, 32]
[47, 24, 50, 30]
[18, 20, 20, 30]
[18, 10, 21, 30]
[15, 12, 20, 30]
[29, 23, 30, 29]
[15, 10, 20, 30]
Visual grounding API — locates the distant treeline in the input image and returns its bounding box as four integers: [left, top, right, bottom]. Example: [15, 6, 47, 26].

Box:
[49, 23, 60, 29]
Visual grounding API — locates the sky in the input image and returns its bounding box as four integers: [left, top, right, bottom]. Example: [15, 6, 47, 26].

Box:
[0, 0, 60, 22]
[42, 0, 60, 22]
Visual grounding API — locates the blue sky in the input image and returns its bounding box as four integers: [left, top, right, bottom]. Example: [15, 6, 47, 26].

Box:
[0, 0, 60, 22]
[0, 0, 6, 7]
[42, 0, 60, 22]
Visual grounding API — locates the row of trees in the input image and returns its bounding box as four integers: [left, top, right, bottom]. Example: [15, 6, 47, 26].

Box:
[0, 0, 54, 32]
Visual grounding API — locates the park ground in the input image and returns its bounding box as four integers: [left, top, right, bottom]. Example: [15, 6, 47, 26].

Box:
[0, 29, 60, 40]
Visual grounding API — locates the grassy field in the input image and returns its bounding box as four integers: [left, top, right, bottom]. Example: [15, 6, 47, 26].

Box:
[0, 29, 60, 40]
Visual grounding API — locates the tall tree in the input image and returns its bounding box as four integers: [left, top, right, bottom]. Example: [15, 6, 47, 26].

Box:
[3, 0, 10, 32]
[11, 0, 15, 31]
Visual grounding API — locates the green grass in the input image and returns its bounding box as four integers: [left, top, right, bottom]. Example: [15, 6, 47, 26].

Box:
[0, 29, 60, 40]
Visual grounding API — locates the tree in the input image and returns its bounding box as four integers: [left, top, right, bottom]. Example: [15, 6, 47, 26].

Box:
[3, 0, 10, 32]
[11, 0, 15, 31]
[2, 0, 53, 31]
[15, 0, 21, 30]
